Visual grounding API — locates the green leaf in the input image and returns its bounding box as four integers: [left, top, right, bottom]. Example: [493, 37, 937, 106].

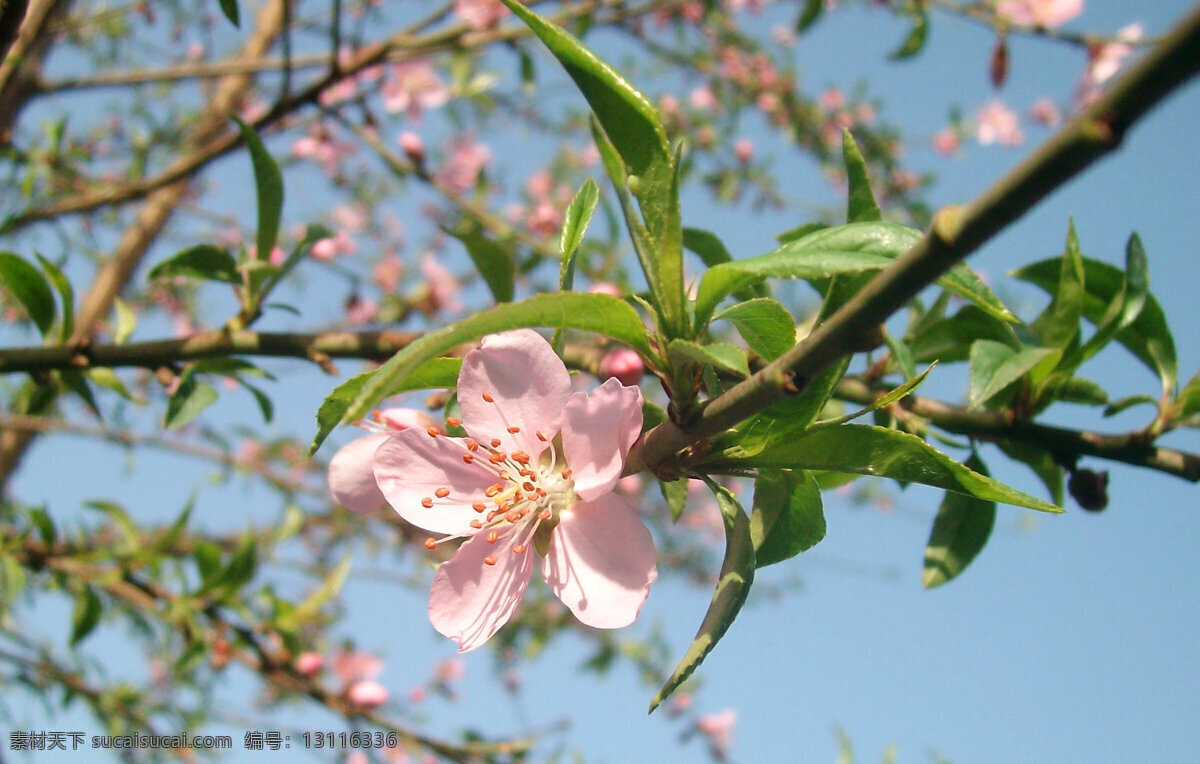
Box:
[27, 506, 56, 546]
[84, 500, 140, 553]
[217, 0, 240, 27]
[1104, 393, 1159, 418]
[709, 424, 1062, 513]
[1030, 221, 1085, 351]
[842, 130, 881, 223]
[796, 0, 824, 31]
[1037, 374, 1108, 407]
[233, 117, 284, 261]
[1169, 370, 1200, 424]
[889, 4, 929, 60]
[0, 252, 55, 335]
[751, 469, 825, 567]
[70, 586, 103, 646]
[278, 557, 352, 630]
[218, 534, 257, 592]
[86, 367, 143, 404]
[311, 358, 462, 455]
[240, 379, 274, 423]
[650, 479, 754, 712]
[560, 177, 600, 273]
[36, 255, 74, 342]
[923, 454, 997, 588]
[501, 0, 682, 337]
[683, 227, 766, 301]
[908, 304, 1018, 364]
[446, 225, 515, 304]
[968, 340, 1060, 409]
[694, 222, 920, 327]
[1012, 252, 1176, 392]
[147, 245, 239, 284]
[113, 297, 137, 343]
[667, 340, 749, 379]
[164, 372, 218, 430]
[712, 298, 796, 361]
[327, 293, 652, 450]
[659, 478, 689, 523]
[60, 369, 101, 419]
[817, 364, 935, 429]
[1073, 232, 1148, 365]
[995, 440, 1064, 506]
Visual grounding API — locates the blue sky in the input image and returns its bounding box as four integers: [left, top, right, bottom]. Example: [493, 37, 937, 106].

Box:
[6, 1, 1200, 762]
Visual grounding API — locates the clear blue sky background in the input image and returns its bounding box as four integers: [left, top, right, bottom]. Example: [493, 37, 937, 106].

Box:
[7, 1, 1200, 762]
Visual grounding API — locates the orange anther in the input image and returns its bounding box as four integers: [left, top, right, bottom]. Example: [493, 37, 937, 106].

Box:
[522, 481, 535, 492]
[426, 427, 439, 438]
[424, 537, 437, 550]
[462, 453, 475, 464]
[507, 426, 521, 434]
[490, 438, 502, 448]
[435, 487, 450, 498]
[371, 410, 384, 423]
[483, 555, 497, 566]
[561, 468, 572, 478]
[512, 544, 526, 554]
[472, 502, 486, 512]
[421, 497, 434, 508]
[536, 488, 547, 497]
[466, 440, 479, 451]
[536, 431, 548, 442]
[488, 452, 506, 464]
[505, 511, 520, 523]
[446, 417, 462, 428]
[539, 509, 552, 520]
[498, 470, 510, 480]
[486, 530, 499, 544]
[486, 511, 498, 522]
[511, 451, 531, 465]
[482, 392, 495, 403]
[484, 485, 501, 497]
[470, 519, 483, 529]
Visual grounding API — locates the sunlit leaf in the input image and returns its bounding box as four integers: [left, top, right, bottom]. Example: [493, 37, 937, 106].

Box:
[712, 298, 796, 361]
[233, 117, 284, 261]
[751, 469, 825, 567]
[923, 454, 996, 588]
[0, 252, 55, 335]
[842, 129, 882, 223]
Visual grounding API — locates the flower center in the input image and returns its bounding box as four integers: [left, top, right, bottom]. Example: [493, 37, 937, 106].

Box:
[418, 390, 576, 565]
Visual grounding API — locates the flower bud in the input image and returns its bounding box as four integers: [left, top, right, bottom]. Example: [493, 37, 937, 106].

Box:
[599, 349, 644, 386]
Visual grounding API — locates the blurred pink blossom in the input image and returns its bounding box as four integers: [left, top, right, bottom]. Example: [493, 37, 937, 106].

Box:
[696, 709, 737, 759]
[975, 100, 1024, 146]
[346, 679, 389, 709]
[345, 296, 379, 324]
[995, 0, 1083, 28]
[399, 131, 426, 164]
[311, 230, 357, 261]
[599, 349, 645, 386]
[421, 255, 463, 314]
[381, 61, 449, 119]
[932, 128, 961, 156]
[373, 255, 404, 292]
[455, 0, 508, 29]
[435, 137, 491, 192]
[1077, 23, 1142, 106]
[733, 137, 754, 164]
[1030, 97, 1061, 126]
[689, 86, 717, 112]
[434, 657, 465, 682]
[587, 282, 623, 297]
[294, 652, 324, 677]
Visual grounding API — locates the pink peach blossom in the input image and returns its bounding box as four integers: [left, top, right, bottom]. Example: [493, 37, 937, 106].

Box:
[454, 0, 508, 29]
[435, 137, 491, 193]
[1077, 22, 1142, 106]
[381, 61, 448, 119]
[332, 649, 383, 684]
[995, 0, 1083, 29]
[311, 230, 357, 261]
[346, 679, 389, 709]
[1030, 97, 1061, 126]
[399, 131, 426, 164]
[329, 408, 438, 513]
[587, 282, 623, 297]
[371, 330, 657, 651]
[932, 128, 961, 156]
[294, 652, 324, 677]
[733, 138, 754, 164]
[975, 100, 1024, 146]
[420, 255, 463, 314]
[696, 709, 737, 758]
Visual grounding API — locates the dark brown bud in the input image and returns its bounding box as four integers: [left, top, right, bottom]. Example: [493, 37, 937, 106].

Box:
[1068, 468, 1109, 512]
[990, 35, 1009, 89]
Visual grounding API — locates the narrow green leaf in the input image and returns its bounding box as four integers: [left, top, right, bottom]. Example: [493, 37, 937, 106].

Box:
[328, 293, 652, 450]
[683, 227, 766, 300]
[27, 507, 56, 546]
[113, 297, 137, 343]
[1104, 393, 1159, 418]
[650, 479, 754, 712]
[1037, 374, 1108, 407]
[668, 340, 749, 379]
[995, 440, 1064, 506]
[84, 500, 140, 552]
[560, 177, 600, 274]
[776, 222, 827, 244]
[709, 424, 1062, 513]
[1073, 232, 1149, 365]
[1030, 221, 1085, 351]
[311, 358, 462, 455]
[70, 586, 103, 646]
[796, 0, 824, 31]
[60, 369, 101, 419]
[147, 245, 239, 284]
[1013, 251, 1176, 391]
[659, 478, 689, 523]
[908, 304, 1019, 364]
[446, 225, 515, 303]
[889, 5, 929, 60]
[219, 534, 258, 591]
[712, 298, 795, 361]
[86, 367, 143, 404]
[217, 0, 240, 27]
[842, 129, 882, 223]
[751, 469, 825, 568]
[36, 254, 74, 342]
[923, 454, 997, 588]
[1169, 370, 1200, 424]
[240, 379, 274, 423]
[278, 557, 353, 630]
[233, 117, 284, 261]
[0, 252, 55, 335]
[818, 364, 935, 429]
[165, 373, 218, 430]
[968, 340, 1059, 409]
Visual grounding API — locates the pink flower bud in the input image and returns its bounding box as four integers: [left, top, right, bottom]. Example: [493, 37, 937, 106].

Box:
[399, 132, 425, 164]
[599, 349, 644, 386]
[733, 138, 754, 164]
[347, 679, 389, 709]
[587, 282, 622, 297]
[295, 652, 324, 677]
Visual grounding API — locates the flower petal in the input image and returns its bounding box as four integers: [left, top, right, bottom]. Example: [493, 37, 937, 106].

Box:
[560, 377, 643, 502]
[374, 428, 501, 535]
[328, 434, 388, 514]
[541, 493, 657, 629]
[429, 528, 536, 652]
[457, 330, 572, 459]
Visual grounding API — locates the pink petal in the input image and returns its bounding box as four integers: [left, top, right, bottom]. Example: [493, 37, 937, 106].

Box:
[328, 434, 388, 513]
[541, 493, 657, 629]
[374, 429, 500, 535]
[429, 528, 535, 651]
[457, 330, 572, 459]
[560, 378, 643, 502]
